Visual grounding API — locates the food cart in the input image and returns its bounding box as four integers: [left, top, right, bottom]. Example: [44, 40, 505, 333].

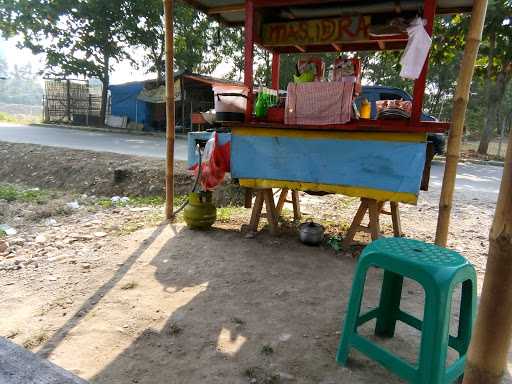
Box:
[185, 0, 469, 243]
[165, 1, 512, 382]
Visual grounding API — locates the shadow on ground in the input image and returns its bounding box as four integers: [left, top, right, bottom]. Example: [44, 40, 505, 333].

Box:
[37, 224, 512, 384]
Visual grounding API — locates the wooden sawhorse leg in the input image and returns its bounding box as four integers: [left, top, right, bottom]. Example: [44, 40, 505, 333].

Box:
[275, 189, 301, 221]
[343, 198, 402, 249]
[247, 189, 279, 235]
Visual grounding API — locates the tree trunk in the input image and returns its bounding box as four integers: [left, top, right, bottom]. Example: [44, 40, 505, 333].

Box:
[99, 53, 110, 127]
[478, 71, 511, 155]
[463, 127, 512, 384]
[477, 91, 497, 155]
[477, 29, 496, 155]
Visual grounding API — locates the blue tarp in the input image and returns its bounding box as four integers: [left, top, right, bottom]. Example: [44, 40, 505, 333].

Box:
[109, 82, 152, 130]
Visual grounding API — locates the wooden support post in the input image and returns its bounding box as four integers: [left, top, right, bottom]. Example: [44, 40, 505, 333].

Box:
[247, 189, 281, 236]
[410, 0, 437, 122]
[343, 199, 370, 249]
[291, 190, 301, 221]
[271, 52, 280, 89]
[249, 191, 264, 232]
[275, 189, 301, 220]
[276, 188, 289, 215]
[435, 0, 488, 247]
[390, 202, 402, 238]
[181, 79, 185, 131]
[367, 200, 381, 241]
[263, 189, 279, 235]
[462, 130, 512, 384]
[164, 0, 175, 220]
[244, 188, 253, 209]
[343, 199, 401, 249]
[244, 0, 255, 121]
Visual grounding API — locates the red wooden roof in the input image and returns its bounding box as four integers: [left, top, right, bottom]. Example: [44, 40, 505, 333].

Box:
[183, 0, 475, 26]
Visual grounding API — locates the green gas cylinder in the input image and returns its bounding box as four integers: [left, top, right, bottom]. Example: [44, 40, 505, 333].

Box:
[183, 191, 217, 229]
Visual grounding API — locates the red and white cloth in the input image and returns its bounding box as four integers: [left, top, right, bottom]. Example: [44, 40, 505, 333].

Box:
[285, 81, 354, 125]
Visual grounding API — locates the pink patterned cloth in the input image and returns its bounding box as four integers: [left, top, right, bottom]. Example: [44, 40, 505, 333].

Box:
[285, 81, 354, 125]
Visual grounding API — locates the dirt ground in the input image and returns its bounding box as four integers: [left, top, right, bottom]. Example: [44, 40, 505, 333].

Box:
[0, 142, 243, 205]
[0, 145, 510, 383]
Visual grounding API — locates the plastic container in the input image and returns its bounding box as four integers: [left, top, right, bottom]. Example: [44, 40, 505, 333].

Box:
[213, 86, 248, 122]
[360, 98, 371, 119]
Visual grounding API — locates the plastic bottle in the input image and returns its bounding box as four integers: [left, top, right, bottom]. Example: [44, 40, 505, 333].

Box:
[360, 98, 371, 119]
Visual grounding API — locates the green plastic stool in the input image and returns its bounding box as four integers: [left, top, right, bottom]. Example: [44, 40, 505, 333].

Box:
[337, 237, 477, 384]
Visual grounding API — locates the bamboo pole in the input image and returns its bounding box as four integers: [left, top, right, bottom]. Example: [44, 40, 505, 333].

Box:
[164, 0, 175, 220]
[463, 124, 512, 384]
[435, 0, 488, 246]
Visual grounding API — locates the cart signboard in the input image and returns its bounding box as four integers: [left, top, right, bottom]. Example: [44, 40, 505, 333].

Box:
[262, 16, 371, 47]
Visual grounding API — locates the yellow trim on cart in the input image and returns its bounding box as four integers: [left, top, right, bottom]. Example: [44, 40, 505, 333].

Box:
[239, 178, 418, 204]
[232, 127, 426, 143]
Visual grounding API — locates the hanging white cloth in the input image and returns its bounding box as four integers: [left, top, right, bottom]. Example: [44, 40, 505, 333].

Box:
[400, 17, 432, 80]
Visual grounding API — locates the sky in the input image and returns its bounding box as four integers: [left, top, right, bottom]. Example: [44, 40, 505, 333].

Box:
[0, 36, 231, 85]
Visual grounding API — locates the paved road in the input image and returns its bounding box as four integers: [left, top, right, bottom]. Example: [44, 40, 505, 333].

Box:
[0, 123, 188, 160]
[430, 161, 502, 204]
[0, 123, 503, 201]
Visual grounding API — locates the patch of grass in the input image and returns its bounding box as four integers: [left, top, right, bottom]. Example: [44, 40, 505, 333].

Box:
[97, 194, 187, 209]
[0, 185, 17, 201]
[30, 203, 73, 221]
[22, 331, 48, 350]
[0, 111, 37, 124]
[244, 367, 279, 384]
[119, 222, 144, 235]
[338, 196, 358, 208]
[261, 344, 274, 355]
[120, 281, 138, 290]
[327, 234, 344, 252]
[217, 206, 245, 223]
[167, 323, 182, 336]
[0, 185, 48, 204]
[244, 367, 259, 379]
[97, 199, 114, 208]
[0, 229, 6, 238]
[231, 317, 245, 326]
[129, 195, 165, 206]
[4, 329, 19, 339]
[173, 194, 188, 207]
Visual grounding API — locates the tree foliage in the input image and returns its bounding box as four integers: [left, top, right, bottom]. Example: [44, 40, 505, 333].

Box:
[0, 0, 141, 121]
[0, 54, 42, 105]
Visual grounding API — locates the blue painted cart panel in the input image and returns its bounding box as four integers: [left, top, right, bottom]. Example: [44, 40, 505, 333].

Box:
[187, 131, 232, 167]
[231, 132, 426, 196]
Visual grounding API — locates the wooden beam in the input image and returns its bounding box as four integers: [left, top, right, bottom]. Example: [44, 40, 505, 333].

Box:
[271, 52, 280, 89]
[435, 0, 487, 247]
[244, 0, 255, 121]
[164, 0, 175, 220]
[207, 4, 245, 14]
[377, 40, 385, 50]
[410, 0, 437, 122]
[294, 45, 306, 53]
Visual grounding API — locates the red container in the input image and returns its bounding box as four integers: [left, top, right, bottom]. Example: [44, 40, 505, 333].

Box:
[266, 107, 285, 123]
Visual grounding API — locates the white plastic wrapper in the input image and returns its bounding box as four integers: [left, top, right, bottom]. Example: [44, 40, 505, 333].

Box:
[400, 18, 432, 80]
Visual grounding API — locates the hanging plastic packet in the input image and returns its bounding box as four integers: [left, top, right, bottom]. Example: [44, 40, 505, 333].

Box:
[399, 17, 432, 80]
[191, 132, 230, 191]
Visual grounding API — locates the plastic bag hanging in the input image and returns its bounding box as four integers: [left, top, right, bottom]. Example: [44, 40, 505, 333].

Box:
[399, 17, 432, 80]
[190, 132, 231, 191]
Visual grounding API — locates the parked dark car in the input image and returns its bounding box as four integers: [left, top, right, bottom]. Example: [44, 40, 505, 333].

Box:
[358, 86, 446, 155]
